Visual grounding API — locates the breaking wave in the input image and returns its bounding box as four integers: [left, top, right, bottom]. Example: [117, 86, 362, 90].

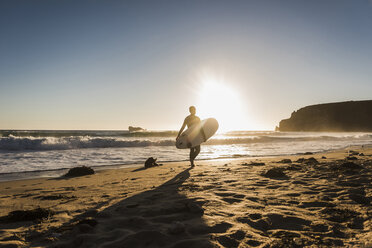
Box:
[0, 130, 177, 138]
[1, 133, 372, 151]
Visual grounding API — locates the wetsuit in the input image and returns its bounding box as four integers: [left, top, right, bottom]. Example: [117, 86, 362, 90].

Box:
[183, 114, 201, 166]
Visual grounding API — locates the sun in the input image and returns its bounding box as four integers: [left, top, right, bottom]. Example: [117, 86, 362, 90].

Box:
[196, 74, 248, 132]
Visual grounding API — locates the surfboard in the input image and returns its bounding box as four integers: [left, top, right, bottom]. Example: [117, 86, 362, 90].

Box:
[176, 118, 219, 149]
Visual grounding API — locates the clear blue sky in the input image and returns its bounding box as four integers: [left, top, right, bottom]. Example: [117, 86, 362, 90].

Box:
[1, 0, 371, 130]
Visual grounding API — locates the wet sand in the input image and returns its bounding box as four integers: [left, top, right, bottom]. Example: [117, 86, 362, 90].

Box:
[0, 147, 371, 247]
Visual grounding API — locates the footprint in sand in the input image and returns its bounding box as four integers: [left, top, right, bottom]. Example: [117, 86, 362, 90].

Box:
[20, 193, 36, 198]
[321, 188, 343, 193]
[216, 235, 240, 248]
[299, 200, 335, 208]
[215, 192, 237, 197]
[62, 187, 76, 191]
[238, 213, 311, 232]
[348, 193, 370, 205]
[223, 180, 237, 183]
[248, 213, 262, 220]
[266, 185, 282, 189]
[269, 230, 312, 247]
[246, 239, 262, 247]
[229, 229, 246, 240]
[287, 200, 300, 205]
[246, 196, 260, 202]
[25, 188, 42, 192]
[215, 192, 246, 204]
[237, 216, 271, 232]
[321, 207, 361, 223]
[215, 231, 247, 248]
[286, 193, 301, 197]
[34, 194, 73, 200]
[291, 180, 308, 185]
[221, 197, 243, 204]
[302, 190, 320, 195]
[310, 222, 329, 233]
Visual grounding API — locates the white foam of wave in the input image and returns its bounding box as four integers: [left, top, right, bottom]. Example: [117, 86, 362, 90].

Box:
[1, 138, 372, 176]
[0, 135, 175, 151]
[1, 133, 372, 151]
[1, 133, 372, 177]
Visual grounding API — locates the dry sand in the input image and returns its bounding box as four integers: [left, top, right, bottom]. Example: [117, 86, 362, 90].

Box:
[0, 147, 371, 247]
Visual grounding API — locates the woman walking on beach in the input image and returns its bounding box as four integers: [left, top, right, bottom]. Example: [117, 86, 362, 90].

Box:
[177, 106, 201, 167]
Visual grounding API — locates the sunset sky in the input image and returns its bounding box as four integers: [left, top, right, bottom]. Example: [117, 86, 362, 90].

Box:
[1, 0, 372, 131]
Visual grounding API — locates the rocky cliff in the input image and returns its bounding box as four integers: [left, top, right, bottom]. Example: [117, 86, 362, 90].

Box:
[278, 100, 372, 132]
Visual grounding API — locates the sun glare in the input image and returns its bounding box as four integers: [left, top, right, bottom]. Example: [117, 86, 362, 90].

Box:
[196, 74, 248, 132]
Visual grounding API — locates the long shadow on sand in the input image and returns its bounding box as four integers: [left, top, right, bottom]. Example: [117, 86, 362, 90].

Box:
[47, 167, 218, 248]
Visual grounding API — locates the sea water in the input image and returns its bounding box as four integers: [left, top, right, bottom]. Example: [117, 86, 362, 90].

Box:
[0, 130, 372, 181]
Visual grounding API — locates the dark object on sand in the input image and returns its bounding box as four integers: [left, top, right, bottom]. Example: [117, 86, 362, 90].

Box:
[304, 152, 313, 155]
[145, 157, 159, 168]
[296, 157, 319, 165]
[262, 168, 288, 178]
[296, 158, 304, 163]
[37, 194, 76, 201]
[340, 162, 363, 170]
[278, 159, 292, 163]
[242, 161, 265, 166]
[349, 150, 359, 156]
[321, 207, 359, 223]
[2, 208, 53, 223]
[78, 217, 98, 227]
[346, 156, 358, 160]
[322, 156, 327, 159]
[332, 162, 363, 172]
[359, 153, 365, 156]
[249, 162, 265, 166]
[349, 194, 370, 205]
[303, 157, 319, 165]
[65, 166, 95, 177]
[286, 164, 302, 171]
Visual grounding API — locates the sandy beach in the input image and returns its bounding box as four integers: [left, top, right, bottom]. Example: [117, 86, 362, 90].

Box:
[0, 146, 371, 248]
[3, 0, 372, 247]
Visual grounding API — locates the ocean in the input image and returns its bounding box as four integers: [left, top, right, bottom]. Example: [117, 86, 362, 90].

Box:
[1, 130, 372, 181]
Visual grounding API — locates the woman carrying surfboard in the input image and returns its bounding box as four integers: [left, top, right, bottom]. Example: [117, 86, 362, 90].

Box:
[176, 106, 201, 167]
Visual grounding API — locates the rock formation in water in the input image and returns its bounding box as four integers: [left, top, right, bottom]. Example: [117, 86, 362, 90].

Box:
[277, 100, 372, 132]
[128, 126, 146, 132]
